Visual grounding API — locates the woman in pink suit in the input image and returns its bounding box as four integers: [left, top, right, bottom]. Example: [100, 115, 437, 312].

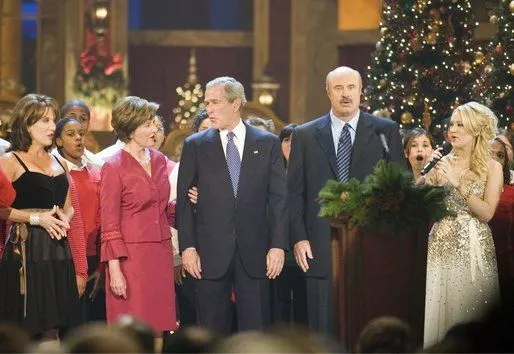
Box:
[100, 96, 176, 339]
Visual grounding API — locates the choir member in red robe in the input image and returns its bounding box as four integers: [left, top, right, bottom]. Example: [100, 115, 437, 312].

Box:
[54, 116, 105, 321]
[489, 137, 514, 308]
[0, 166, 16, 257]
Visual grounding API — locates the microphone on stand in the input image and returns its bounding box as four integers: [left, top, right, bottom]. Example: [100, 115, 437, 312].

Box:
[420, 141, 452, 176]
[376, 129, 391, 162]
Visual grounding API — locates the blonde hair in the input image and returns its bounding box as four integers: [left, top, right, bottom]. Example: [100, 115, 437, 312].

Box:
[111, 96, 159, 143]
[453, 101, 497, 179]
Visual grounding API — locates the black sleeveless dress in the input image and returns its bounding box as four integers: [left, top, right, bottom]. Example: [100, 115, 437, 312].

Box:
[0, 154, 81, 335]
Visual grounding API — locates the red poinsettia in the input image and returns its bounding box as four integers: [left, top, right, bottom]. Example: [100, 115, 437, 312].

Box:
[104, 53, 123, 75]
[79, 43, 123, 76]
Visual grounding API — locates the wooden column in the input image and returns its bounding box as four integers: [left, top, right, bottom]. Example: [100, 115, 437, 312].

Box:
[64, 0, 84, 102]
[37, 0, 65, 103]
[0, 0, 22, 103]
[111, 0, 128, 80]
[252, 0, 269, 83]
[290, 0, 339, 123]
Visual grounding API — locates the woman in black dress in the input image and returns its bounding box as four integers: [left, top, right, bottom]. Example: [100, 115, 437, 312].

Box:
[0, 94, 81, 338]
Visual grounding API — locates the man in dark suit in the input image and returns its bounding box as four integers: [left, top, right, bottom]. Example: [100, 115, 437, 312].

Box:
[177, 77, 287, 334]
[288, 66, 406, 334]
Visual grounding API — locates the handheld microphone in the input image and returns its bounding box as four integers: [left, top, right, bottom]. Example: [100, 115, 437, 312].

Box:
[420, 141, 452, 176]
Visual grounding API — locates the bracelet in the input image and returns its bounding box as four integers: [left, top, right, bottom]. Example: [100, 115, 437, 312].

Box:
[29, 213, 40, 226]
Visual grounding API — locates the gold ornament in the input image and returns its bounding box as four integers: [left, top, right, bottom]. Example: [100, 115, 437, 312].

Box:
[401, 111, 414, 124]
[410, 36, 422, 51]
[510, 0, 514, 14]
[340, 192, 349, 202]
[474, 51, 484, 64]
[489, 15, 498, 24]
[430, 23, 441, 34]
[484, 65, 493, 74]
[426, 32, 437, 45]
[429, 8, 441, 19]
[509, 64, 514, 76]
[458, 60, 472, 74]
[379, 78, 387, 87]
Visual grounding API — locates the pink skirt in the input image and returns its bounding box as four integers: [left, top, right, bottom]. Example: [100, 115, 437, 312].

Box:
[106, 239, 176, 331]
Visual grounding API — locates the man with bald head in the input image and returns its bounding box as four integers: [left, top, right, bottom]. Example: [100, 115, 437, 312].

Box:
[287, 66, 405, 333]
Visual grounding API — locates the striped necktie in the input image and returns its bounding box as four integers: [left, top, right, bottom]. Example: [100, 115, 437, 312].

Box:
[336, 124, 352, 182]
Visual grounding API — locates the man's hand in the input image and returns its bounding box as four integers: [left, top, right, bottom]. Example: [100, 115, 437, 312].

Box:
[188, 187, 198, 204]
[76, 275, 87, 297]
[294, 240, 313, 272]
[174, 265, 184, 285]
[266, 248, 285, 279]
[88, 269, 104, 300]
[182, 248, 202, 279]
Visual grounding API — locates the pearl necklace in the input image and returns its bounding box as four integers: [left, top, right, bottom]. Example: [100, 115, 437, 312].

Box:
[135, 148, 151, 166]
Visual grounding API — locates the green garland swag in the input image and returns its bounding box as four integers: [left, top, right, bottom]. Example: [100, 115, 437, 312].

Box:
[318, 160, 451, 232]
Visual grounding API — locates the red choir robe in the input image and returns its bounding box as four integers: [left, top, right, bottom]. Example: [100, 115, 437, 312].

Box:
[0, 167, 16, 257]
[100, 148, 176, 331]
[489, 184, 514, 306]
[67, 177, 88, 280]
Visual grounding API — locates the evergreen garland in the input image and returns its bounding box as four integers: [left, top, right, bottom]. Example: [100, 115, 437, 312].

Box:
[318, 161, 450, 233]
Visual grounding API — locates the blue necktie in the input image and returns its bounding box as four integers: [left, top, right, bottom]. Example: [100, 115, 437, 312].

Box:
[336, 124, 352, 182]
[226, 132, 241, 196]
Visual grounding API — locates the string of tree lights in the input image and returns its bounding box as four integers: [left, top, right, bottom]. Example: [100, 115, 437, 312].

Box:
[473, 0, 514, 129]
[172, 49, 205, 130]
[365, 0, 478, 131]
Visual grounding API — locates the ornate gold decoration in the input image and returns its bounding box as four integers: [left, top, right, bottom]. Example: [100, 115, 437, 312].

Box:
[401, 111, 414, 124]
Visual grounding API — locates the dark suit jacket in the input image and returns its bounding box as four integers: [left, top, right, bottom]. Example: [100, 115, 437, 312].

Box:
[287, 111, 406, 277]
[177, 123, 288, 279]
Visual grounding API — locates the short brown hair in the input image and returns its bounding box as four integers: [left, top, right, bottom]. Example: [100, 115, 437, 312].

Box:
[10, 94, 59, 152]
[111, 96, 159, 143]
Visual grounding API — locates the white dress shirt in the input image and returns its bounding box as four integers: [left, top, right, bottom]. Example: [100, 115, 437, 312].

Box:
[219, 119, 246, 161]
[95, 139, 125, 162]
[0, 138, 10, 157]
[83, 148, 105, 168]
[50, 147, 92, 171]
[167, 161, 181, 267]
[330, 110, 359, 155]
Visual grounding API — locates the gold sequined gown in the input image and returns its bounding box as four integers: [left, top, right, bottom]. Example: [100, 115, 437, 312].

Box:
[423, 181, 500, 348]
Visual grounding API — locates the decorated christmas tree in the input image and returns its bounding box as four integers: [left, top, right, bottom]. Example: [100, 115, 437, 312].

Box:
[172, 49, 205, 130]
[365, 0, 477, 131]
[473, 0, 514, 129]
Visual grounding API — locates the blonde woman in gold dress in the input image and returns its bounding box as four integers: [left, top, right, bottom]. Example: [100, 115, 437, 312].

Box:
[422, 102, 503, 348]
